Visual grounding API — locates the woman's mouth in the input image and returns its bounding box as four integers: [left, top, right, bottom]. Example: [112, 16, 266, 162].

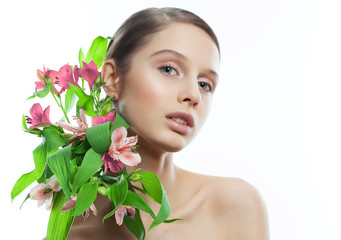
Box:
[169, 117, 188, 126]
[165, 112, 194, 134]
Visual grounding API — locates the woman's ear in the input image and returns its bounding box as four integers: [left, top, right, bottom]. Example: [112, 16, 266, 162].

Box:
[101, 59, 121, 99]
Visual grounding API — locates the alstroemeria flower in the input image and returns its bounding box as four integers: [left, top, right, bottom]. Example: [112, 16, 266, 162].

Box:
[102, 152, 125, 173]
[115, 205, 135, 226]
[107, 127, 141, 167]
[49, 64, 80, 94]
[29, 176, 61, 210]
[35, 66, 59, 94]
[92, 110, 116, 126]
[26, 103, 53, 129]
[35, 66, 49, 91]
[56, 109, 88, 138]
[61, 195, 98, 221]
[78, 61, 100, 90]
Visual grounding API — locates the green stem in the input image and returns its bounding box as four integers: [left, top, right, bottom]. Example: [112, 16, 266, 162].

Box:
[130, 183, 147, 194]
[99, 175, 118, 183]
[51, 90, 70, 123]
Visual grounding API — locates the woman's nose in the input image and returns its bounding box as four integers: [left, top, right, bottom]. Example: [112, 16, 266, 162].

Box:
[178, 75, 201, 108]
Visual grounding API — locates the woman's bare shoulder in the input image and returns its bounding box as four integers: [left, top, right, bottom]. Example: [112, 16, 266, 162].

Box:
[178, 168, 269, 239]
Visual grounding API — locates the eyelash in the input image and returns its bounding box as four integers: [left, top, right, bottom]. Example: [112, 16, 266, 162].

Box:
[198, 82, 213, 92]
[159, 64, 178, 76]
[159, 64, 214, 92]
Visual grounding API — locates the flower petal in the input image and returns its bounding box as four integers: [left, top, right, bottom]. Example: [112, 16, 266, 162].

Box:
[115, 205, 126, 226]
[92, 110, 116, 126]
[111, 127, 127, 146]
[30, 183, 47, 199]
[79, 61, 100, 90]
[61, 199, 76, 212]
[46, 176, 61, 192]
[30, 103, 43, 120]
[102, 153, 124, 173]
[119, 151, 141, 166]
[90, 203, 98, 216]
[44, 192, 54, 210]
[79, 109, 88, 127]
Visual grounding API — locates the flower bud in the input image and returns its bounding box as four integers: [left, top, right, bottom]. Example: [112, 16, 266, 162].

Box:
[95, 75, 102, 84]
[130, 174, 142, 182]
[101, 102, 113, 116]
[97, 186, 108, 196]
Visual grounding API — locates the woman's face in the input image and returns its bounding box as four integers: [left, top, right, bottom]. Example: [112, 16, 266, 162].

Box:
[114, 22, 220, 152]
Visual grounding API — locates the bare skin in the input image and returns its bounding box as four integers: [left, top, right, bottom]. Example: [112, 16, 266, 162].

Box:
[68, 166, 268, 240]
[67, 22, 269, 239]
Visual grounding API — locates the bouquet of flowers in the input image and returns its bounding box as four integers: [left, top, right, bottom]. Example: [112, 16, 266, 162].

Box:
[11, 36, 180, 239]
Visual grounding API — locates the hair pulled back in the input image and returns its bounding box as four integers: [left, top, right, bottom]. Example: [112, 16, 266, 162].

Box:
[106, 7, 220, 76]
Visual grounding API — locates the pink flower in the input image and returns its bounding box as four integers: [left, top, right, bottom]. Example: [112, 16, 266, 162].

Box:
[49, 64, 80, 94]
[26, 103, 53, 129]
[102, 152, 125, 173]
[92, 110, 116, 126]
[115, 205, 135, 226]
[109, 127, 141, 166]
[35, 66, 59, 94]
[102, 127, 141, 173]
[61, 195, 98, 221]
[35, 66, 49, 91]
[78, 61, 100, 90]
[29, 176, 61, 210]
[56, 109, 88, 138]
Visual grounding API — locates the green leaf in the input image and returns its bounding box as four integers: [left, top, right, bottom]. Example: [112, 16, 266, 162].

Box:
[64, 89, 77, 115]
[102, 204, 119, 222]
[111, 111, 129, 132]
[47, 145, 72, 198]
[102, 174, 128, 222]
[42, 126, 67, 152]
[33, 142, 48, 179]
[72, 148, 103, 193]
[139, 172, 162, 203]
[20, 193, 31, 209]
[22, 114, 43, 135]
[163, 218, 183, 223]
[34, 84, 51, 98]
[26, 94, 36, 100]
[139, 172, 172, 230]
[123, 190, 155, 218]
[22, 114, 28, 130]
[79, 48, 85, 67]
[84, 36, 108, 68]
[86, 121, 111, 154]
[73, 182, 98, 216]
[123, 209, 146, 240]
[110, 174, 128, 206]
[69, 83, 97, 117]
[72, 139, 91, 155]
[47, 191, 75, 239]
[11, 170, 36, 201]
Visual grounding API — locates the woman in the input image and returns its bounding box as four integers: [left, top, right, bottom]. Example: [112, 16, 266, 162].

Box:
[67, 7, 269, 239]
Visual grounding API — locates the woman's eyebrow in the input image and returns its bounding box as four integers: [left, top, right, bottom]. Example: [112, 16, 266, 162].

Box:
[200, 69, 219, 85]
[149, 49, 186, 60]
[150, 49, 219, 82]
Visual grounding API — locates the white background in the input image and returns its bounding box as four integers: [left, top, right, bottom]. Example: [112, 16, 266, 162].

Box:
[1, 0, 340, 239]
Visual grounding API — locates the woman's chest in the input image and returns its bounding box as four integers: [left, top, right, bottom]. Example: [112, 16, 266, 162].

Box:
[141, 196, 227, 240]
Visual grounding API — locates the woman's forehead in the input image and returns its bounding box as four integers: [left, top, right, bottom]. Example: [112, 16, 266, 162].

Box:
[135, 22, 220, 72]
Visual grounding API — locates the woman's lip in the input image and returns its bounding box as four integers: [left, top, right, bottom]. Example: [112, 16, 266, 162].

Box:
[165, 111, 194, 128]
[165, 111, 194, 135]
[165, 117, 192, 135]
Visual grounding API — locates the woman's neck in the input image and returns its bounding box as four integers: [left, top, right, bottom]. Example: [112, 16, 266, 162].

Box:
[126, 140, 177, 190]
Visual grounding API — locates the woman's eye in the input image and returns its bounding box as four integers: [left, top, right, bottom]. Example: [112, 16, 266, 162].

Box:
[160, 66, 177, 76]
[198, 82, 212, 92]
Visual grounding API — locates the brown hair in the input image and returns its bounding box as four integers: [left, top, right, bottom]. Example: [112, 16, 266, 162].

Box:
[106, 7, 220, 76]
